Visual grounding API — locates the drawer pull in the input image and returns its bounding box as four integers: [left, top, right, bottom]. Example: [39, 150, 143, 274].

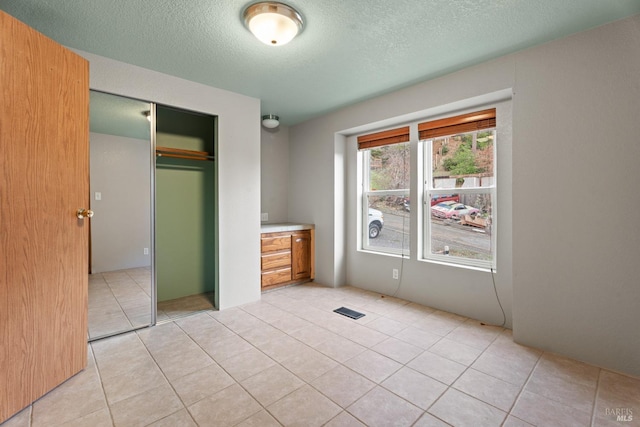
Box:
[295, 238, 302, 242]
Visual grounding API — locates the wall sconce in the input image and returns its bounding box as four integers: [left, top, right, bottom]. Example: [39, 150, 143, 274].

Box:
[243, 2, 304, 46]
[262, 114, 280, 128]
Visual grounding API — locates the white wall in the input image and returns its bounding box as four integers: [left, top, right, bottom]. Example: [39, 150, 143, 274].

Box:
[289, 15, 640, 376]
[261, 126, 289, 223]
[89, 132, 151, 273]
[77, 50, 262, 310]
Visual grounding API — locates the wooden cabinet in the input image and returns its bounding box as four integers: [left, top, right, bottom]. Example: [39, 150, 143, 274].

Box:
[261, 229, 314, 290]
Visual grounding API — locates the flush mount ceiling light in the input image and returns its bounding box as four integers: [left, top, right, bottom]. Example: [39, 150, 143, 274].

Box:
[262, 114, 280, 128]
[243, 2, 304, 46]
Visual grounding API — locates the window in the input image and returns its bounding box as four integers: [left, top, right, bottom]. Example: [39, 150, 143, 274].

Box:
[358, 127, 410, 255]
[420, 109, 497, 268]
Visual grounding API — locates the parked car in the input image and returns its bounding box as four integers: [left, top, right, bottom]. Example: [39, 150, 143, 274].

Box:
[368, 208, 384, 238]
[431, 201, 479, 219]
[403, 195, 460, 212]
[430, 194, 459, 206]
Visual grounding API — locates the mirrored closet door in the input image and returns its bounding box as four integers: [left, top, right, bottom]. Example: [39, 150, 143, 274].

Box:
[88, 91, 155, 340]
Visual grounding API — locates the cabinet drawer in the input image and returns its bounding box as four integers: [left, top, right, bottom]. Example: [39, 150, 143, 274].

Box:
[261, 235, 291, 252]
[261, 268, 292, 286]
[261, 251, 291, 270]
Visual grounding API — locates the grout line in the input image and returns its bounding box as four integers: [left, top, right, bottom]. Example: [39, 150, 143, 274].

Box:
[89, 342, 119, 427]
[502, 349, 544, 423]
[590, 369, 603, 427]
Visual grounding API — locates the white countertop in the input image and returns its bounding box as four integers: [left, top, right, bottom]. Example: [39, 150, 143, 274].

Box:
[261, 223, 315, 233]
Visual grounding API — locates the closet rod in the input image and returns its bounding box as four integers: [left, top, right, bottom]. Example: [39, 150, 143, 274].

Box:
[156, 153, 215, 161]
[155, 146, 215, 161]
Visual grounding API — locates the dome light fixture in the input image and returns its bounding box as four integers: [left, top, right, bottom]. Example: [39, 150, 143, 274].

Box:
[262, 114, 280, 128]
[243, 2, 304, 46]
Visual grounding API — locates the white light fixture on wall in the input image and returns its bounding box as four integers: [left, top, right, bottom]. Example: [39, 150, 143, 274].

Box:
[262, 114, 280, 128]
[243, 2, 304, 46]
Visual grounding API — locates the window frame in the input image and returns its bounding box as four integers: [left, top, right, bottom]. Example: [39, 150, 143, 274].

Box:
[422, 128, 497, 269]
[359, 139, 410, 257]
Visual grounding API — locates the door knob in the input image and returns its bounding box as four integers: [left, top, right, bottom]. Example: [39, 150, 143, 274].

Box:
[77, 208, 94, 219]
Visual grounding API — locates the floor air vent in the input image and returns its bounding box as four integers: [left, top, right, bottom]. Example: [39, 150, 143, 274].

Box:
[333, 307, 365, 320]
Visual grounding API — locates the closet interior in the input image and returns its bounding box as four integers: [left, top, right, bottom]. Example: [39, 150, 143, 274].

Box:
[155, 105, 217, 320]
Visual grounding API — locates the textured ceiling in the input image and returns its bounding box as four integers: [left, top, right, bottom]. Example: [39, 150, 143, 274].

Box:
[2, 1, 640, 126]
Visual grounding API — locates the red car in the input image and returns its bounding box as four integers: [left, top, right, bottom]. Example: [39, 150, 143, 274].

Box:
[403, 195, 460, 212]
[431, 201, 479, 219]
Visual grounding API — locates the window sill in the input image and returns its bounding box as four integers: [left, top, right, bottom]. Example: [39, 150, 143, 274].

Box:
[358, 248, 410, 259]
[418, 257, 494, 273]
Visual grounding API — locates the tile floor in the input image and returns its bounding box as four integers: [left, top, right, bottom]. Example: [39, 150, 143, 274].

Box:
[89, 268, 153, 339]
[89, 267, 214, 340]
[5, 283, 639, 427]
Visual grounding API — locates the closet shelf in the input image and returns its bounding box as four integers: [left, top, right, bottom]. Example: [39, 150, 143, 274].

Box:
[156, 146, 214, 161]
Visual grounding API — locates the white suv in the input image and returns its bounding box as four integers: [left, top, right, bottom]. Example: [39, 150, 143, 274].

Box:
[368, 208, 384, 238]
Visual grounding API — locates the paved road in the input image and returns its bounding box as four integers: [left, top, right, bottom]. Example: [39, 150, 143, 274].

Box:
[368, 209, 491, 259]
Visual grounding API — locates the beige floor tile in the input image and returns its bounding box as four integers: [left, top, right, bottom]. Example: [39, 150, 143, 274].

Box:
[268, 385, 342, 427]
[175, 311, 230, 338]
[281, 346, 338, 382]
[254, 334, 311, 363]
[1, 407, 31, 427]
[324, 411, 367, 427]
[235, 409, 281, 427]
[170, 363, 235, 406]
[151, 343, 214, 381]
[453, 368, 520, 411]
[347, 386, 423, 427]
[314, 335, 367, 363]
[413, 412, 451, 426]
[241, 364, 305, 406]
[472, 349, 540, 387]
[289, 324, 338, 347]
[339, 324, 389, 348]
[594, 369, 640, 423]
[237, 322, 287, 346]
[343, 350, 402, 383]
[210, 308, 265, 333]
[381, 367, 447, 410]
[101, 359, 167, 404]
[371, 337, 423, 364]
[311, 365, 376, 408]
[145, 409, 196, 426]
[428, 337, 483, 366]
[414, 312, 465, 336]
[510, 390, 592, 427]
[445, 320, 502, 350]
[136, 322, 191, 353]
[31, 365, 106, 427]
[240, 301, 288, 323]
[407, 351, 466, 385]
[202, 333, 253, 362]
[429, 388, 506, 427]
[109, 383, 183, 427]
[524, 364, 597, 414]
[59, 407, 112, 427]
[364, 316, 408, 335]
[188, 384, 261, 427]
[91, 333, 152, 380]
[216, 347, 276, 381]
[268, 312, 313, 334]
[394, 326, 442, 349]
[502, 416, 535, 427]
[535, 352, 600, 386]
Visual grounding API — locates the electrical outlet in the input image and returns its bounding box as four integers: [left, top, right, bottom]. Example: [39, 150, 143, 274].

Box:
[261, 212, 268, 222]
[95, 192, 101, 200]
[392, 268, 399, 280]
[143, 248, 149, 255]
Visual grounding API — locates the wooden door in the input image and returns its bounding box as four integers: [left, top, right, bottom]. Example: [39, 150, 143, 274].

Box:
[291, 231, 312, 280]
[0, 11, 89, 423]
